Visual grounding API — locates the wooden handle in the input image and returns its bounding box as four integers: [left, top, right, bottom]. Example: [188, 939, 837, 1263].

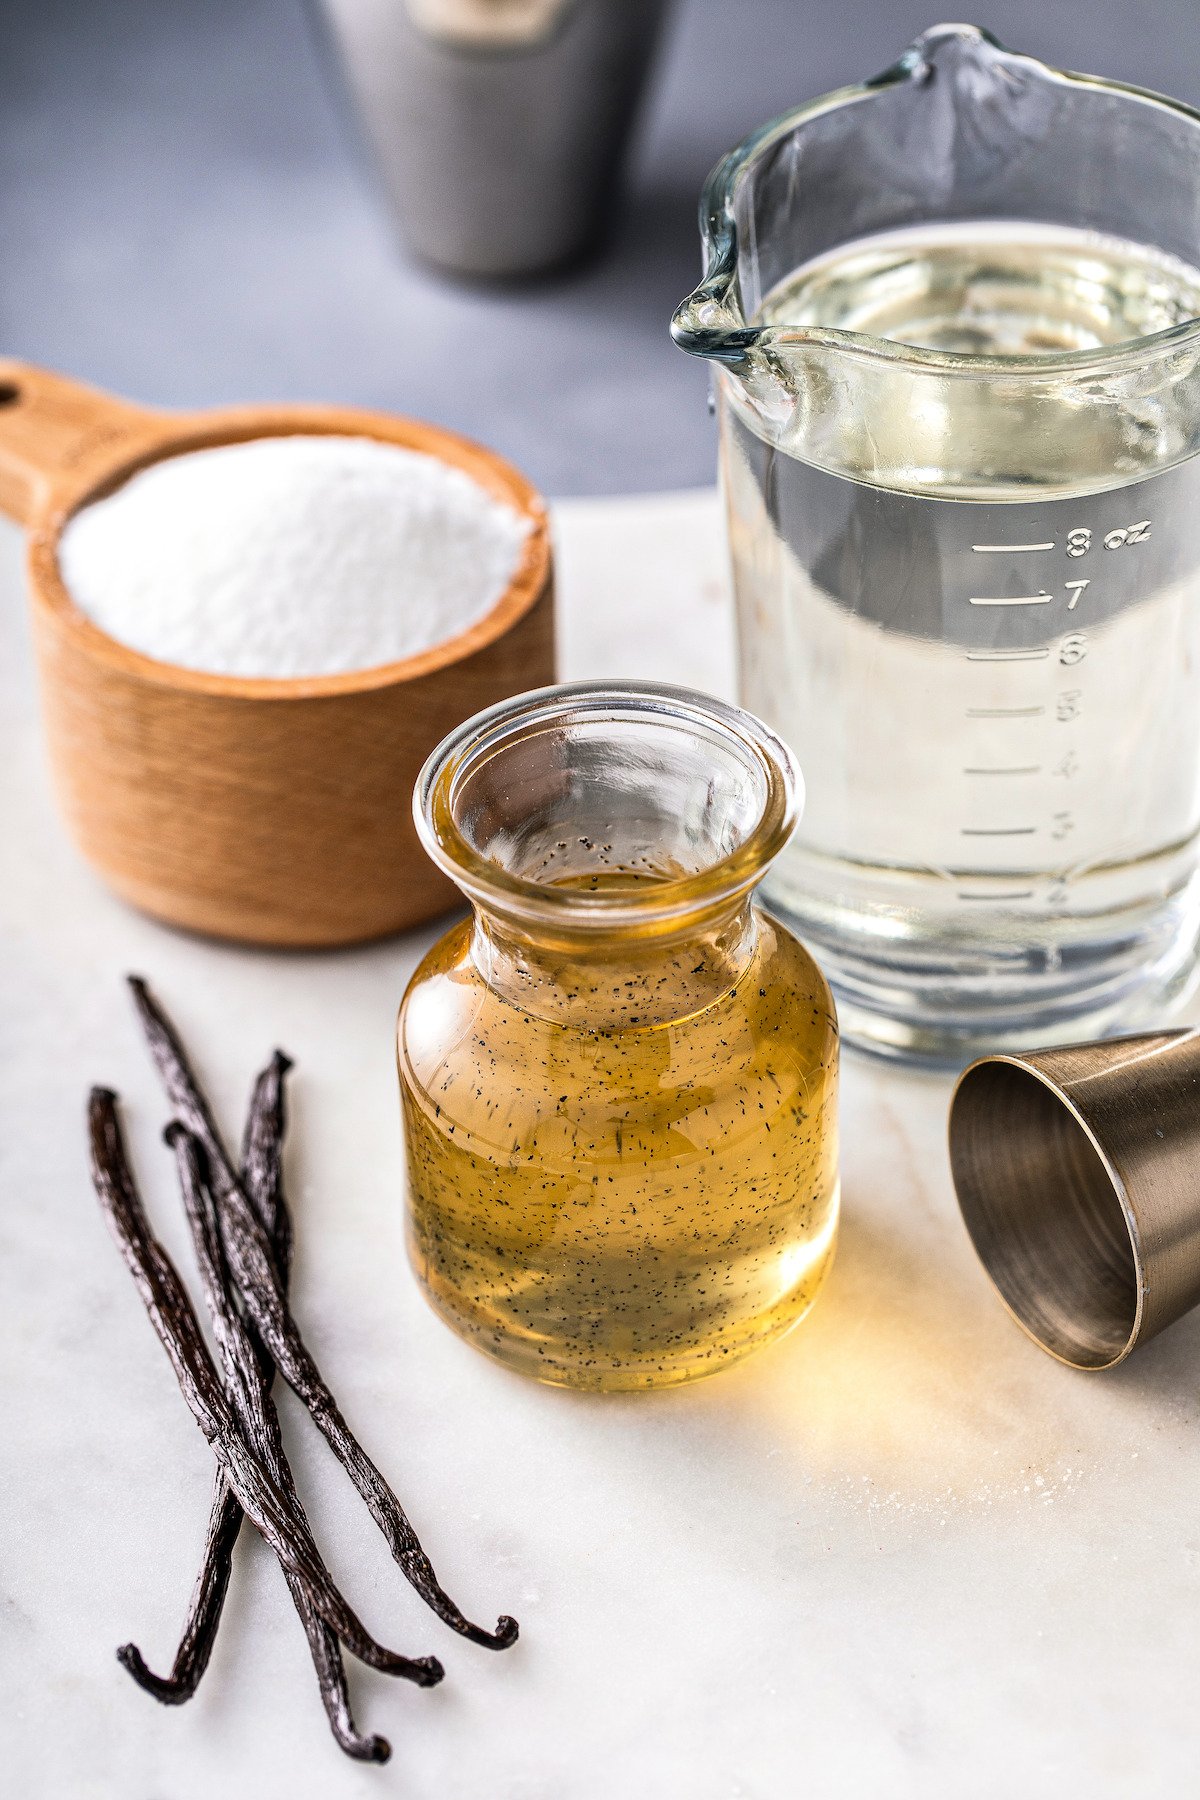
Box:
[0, 360, 164, 525]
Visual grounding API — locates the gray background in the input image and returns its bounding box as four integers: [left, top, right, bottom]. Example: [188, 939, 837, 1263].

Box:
[2, 0, 1199, 495]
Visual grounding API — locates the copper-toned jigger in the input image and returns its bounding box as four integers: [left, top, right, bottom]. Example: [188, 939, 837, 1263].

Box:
[948, 1031, 1200, 1370]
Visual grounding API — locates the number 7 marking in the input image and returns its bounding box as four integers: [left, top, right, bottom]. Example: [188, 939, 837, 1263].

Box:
[1066, 579, 1090, 610]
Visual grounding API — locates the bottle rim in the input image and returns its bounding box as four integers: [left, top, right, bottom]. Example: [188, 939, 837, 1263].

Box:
[414, 679, 802, 934]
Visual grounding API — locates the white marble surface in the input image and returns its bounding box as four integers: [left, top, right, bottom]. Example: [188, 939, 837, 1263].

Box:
[3, 492, 1200, 1799]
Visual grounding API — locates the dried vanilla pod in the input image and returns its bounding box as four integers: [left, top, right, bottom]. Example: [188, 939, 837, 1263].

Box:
[116, 1485, 242, 1704]
[128, 975, 518, 1652]
[118, 1055, 292, 1709]
[88, 1086, 443, 1690]
[169, 1120, 391, 1761]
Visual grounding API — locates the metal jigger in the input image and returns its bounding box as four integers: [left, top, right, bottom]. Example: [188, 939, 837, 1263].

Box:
[948, 1031, 1200, 1370]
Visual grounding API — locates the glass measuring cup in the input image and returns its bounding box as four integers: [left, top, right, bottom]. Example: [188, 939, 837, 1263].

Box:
[672, 24, 1200, 1064]
[396, 682, 839, 1388]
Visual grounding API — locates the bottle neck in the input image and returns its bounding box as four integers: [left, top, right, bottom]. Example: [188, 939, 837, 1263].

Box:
[469, 895, 760, 1028]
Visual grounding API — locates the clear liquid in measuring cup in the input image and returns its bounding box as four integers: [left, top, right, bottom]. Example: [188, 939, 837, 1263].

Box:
[721, 221, 1200, 1060]
[762, 221, 1200, 362]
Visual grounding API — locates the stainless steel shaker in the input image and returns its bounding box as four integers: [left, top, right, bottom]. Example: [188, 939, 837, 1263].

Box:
[319, 0, 671, 278]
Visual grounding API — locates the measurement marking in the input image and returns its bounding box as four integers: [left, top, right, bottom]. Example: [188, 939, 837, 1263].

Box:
[963, 765, 1043, 776]
[966, 647, 1050, 662]
[966, 705, 1046, 718]
[969, 592, 1052, 607]
[971, 541, 1054, 554]
[957, 889, 1036, 902]
[960, 826, 1037, 836]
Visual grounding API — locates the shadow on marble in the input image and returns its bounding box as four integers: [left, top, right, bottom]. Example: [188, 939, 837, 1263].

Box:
[1101, 1305, 1200, 1403]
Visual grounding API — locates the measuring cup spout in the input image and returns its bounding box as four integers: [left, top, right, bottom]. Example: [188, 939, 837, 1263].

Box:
[670, 249, 824, 445]
[670, 24, 1041, 441]
[673, 20, 1200, 480]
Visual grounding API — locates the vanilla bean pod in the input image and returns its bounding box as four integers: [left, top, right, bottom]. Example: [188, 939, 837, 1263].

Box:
[170, 1121, 391, 1761]
[88, 1087, 443, 1690]
[118, 1055, 291, 1708]
[242, 1051, 293, 1257]
[128, 975, 518, 1652]
[117, 1482, 242, 1704]
[118, 1058, 387, 1760]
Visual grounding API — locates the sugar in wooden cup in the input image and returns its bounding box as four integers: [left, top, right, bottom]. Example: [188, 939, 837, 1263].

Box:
[0, 360, 554, 946]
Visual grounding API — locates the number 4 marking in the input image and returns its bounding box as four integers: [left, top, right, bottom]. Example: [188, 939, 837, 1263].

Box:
[1066, 579, 1090, 610]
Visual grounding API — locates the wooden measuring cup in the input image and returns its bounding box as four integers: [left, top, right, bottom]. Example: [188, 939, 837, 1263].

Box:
[0, 361, 554, 946]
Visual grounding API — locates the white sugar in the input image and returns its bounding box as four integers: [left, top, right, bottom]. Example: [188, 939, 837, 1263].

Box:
[59, 434, 532, 678]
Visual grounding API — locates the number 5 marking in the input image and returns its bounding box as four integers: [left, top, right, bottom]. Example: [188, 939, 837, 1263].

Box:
[1065, 580, 1090, 610]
